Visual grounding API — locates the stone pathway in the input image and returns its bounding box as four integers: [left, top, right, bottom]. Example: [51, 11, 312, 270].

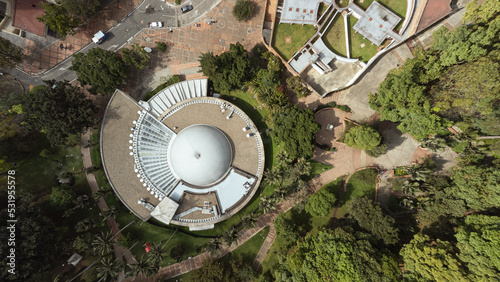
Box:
[252, 224, 276, 270]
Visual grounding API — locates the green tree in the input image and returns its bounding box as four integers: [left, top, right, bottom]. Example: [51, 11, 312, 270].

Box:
[348, 197, 399, 245]
[206, 238, 223, 256]
[222, 227, 240, 247]
[121, 44, 150, 70]
[70, 48, 128, 95]
[100, 206, 118, 222]
[169, 244, 185, 262]
[259, 195, 277, 213]
[430, 56, 500, 119]
[401, 234, 468, 281]
[191, 258, 228, 281]
[50, 186, 76, 209]
[241, 212, 257, 228]
[147, 241, 166, 265]
[456, 214, 500, 280]
[286, 76, 307, 98]
[463, 0, 500, 24]
[232, 0, 254, 22]
[92, 231, 116, 256]
[37, 3, 81, 37]
[0, 194, 56, 281]
[272, 106, 320, 159]
[73, 233, 94, 253]
[198, 43, 258, 94]
[366, 143, 388, 157]
[20, 80, 97, 145]
[305, 187, 336, 216]
[128, 255, 159, 278]
[157, 41, 168, 52]
[476, 112, 500, 135]
[61, 0, 101, 20]
[281, 228, 399, 281]
[0, 37, 24, 68]
[344, 125, 382, 151]
[449, 165, 500, 210]
[75, 218, 96, 233]
[96, 256, 121, 281]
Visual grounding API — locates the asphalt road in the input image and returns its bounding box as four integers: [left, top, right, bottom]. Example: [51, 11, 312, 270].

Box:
[3, 0, 220, 87]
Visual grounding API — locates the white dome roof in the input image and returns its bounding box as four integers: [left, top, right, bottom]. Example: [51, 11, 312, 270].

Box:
[168, 125, 232, 186]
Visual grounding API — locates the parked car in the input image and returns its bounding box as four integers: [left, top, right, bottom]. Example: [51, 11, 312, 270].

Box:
[149, 22, 163, 28]
[180, 4, 193, 13]
[92, 31, 107, 44]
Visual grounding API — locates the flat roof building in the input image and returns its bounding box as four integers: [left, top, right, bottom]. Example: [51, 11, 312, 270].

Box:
[100, 79, 264, 230]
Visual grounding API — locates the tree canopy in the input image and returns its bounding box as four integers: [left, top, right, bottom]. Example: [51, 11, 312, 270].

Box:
[61, 0, 101, 20]
[70, 48, 128, 95]
[121, 44, 150, 70]
[401, 234, 468, 281]
[232, 0, 254, 22]
[344, 125, 382, 151]
[0, 37, 23, 68]
[37, 2, 81, 38]
[277, 228, 399, 282]
[456, 214, 500, 280]
[199, 43, 258, 94]
[348, 197, 399, 245]
[449, 165, 500, 210]
[305, 187, 336, 216]
[20, 80, 98, 145]
[272, 106, 320, 159]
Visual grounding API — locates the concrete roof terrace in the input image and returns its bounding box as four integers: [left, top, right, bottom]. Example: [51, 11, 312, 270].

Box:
[100, 90, 160, 220]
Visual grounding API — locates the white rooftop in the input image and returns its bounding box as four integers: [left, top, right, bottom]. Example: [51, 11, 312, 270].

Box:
[280, 0, 323, 24]
[168, 124, 233, 187]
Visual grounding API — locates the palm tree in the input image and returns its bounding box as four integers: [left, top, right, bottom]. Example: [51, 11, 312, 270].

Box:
[242, 213, 258, 228]
[75, 218, 96, 232]
[100, 206, 118, 222]
[402, 181, 421, 196]
[205, 238, 223, 256]
[96, 256, 121, 281]
[222, 227, 240, 247]
[264, 167, 282, 186]
[421, 137, 447, 152]
[128, 255, 158, 278]
[73, 195, 90, 210]
[259, 196, 277, 214]
[92, 231, 116, 256]
[147, 241, 166, 265]
[293, 157, 311, 176]
[275, 151, 291, 164]
[399, 198, 415, 210]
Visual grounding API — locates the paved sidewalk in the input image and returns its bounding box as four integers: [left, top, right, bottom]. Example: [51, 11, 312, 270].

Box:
[18, 0, 143, 75]
[252, 224, 276, 270]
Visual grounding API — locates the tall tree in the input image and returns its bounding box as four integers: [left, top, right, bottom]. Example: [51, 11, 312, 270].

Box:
[348, 197, 399, 245]
[121, 44, 150, 70]
[128, 255, 159, 278]
[0, 37, 23, 68]
[401, 234, 468, 281]
[456, 214, 500, 280]
[272, 106, 320, 159]
[100, 206, 118, 222]
[37, 3, 81, 37]
[70, 48, 128, 95]
[449, 165, 500, 210]
[232, 0, 254, 22]
[96, 256, 121, 281]
[92, 231, 116, 256]
[222, 227, 240, 247]
[147, 241, 166, 265]
[279, 228, 399, 281]
[343, 125, 382, 151]
[61, 0, 101, 20]
[20, 80, 98, 145]
[305, 186, 336, 216]
[206, 238, 223, 256]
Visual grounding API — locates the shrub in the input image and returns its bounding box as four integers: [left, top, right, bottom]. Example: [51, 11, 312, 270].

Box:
[233, 0, 254, 22]
[50, 186, 76, 209]
[305, 188, 337, 216]
[175, 0, 181, 4]
[170, 244, 185, 262]
[157, 42, 167, 52]
[366, 144, 388, 158]
[344, 125, 382, 151]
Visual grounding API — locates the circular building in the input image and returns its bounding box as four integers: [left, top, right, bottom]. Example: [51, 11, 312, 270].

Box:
[100, 79, 264, 230]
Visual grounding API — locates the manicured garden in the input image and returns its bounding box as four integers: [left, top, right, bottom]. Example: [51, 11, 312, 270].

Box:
[272, 21, 317, 61]
[322, 14, 348, 57]
[347, 16, 379, 62]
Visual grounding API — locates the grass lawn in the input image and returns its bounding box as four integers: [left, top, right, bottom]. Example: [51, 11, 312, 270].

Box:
[322, 14, 347, 57]
[272, 21, 316, 61]
[166, 227, 270, 282]
[344, 168, 378, 200]
[347, 16, 379, 62]
[354, 0, 407, 30]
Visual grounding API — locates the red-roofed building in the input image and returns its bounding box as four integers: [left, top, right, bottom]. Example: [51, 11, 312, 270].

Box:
[12, 0, 46, 37]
